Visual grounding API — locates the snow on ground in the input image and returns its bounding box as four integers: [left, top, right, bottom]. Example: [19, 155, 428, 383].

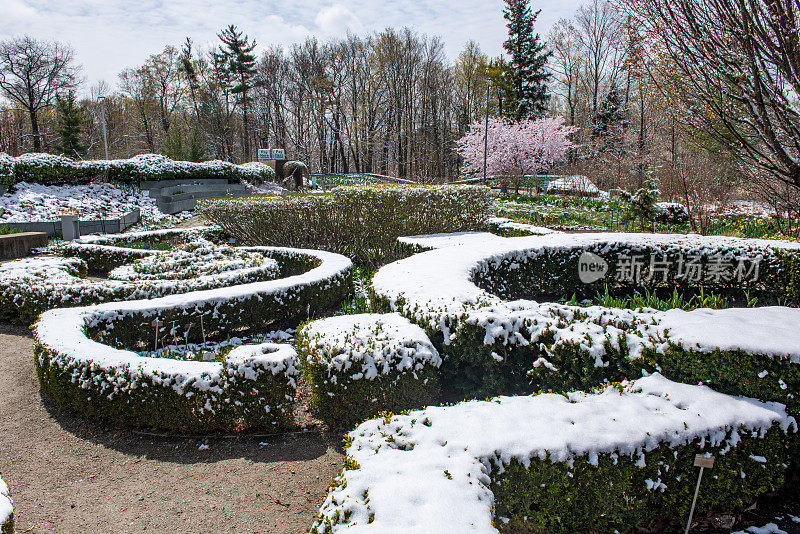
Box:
[733, 524, 788, 534]
[312, 374, 794, 533]
[0, 182, 181, 225]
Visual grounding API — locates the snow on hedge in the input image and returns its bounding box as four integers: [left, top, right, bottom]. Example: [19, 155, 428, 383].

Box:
[486, 217, 562, 236]
[300, 313, 441, 380]
[653, 306, 800, 363]
[311, 374, 796, 533]
[0, 240, 280, 324]
[3, 152, 275, 186]
[298, 313, 442, 426]
[373, 232, 800, 356]
[0, 181, 178, 224]
[32, 246, 352, 431]
[0, 477, 10, 534]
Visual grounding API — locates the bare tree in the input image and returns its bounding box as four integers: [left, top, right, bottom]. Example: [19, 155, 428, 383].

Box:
[576, 0, 623, 115]
[548, 19, 584, 126]
[622, 0, 800, 191]
[0, 35, 81, 151]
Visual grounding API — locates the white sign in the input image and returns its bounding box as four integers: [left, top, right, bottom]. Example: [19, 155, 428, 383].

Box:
[271, 148, 286, 160]
[257, 149, 271, 161]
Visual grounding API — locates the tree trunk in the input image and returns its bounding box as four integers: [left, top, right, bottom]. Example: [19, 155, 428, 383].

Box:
[29, 108, 41, 152]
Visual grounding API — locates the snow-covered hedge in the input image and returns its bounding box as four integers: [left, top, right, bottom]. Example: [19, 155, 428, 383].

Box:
[0, 477, 10, 534]
[297, 313, 441, 427]
[0, 239, 282, 325]
[311, 374, 796, 533]
[0, 153, 14, 189]
[2, 153, 275, 186]
[372, 233, 800, 400]
[200, 185, 491, 267]
[32, 247, 352, 431]
[59, 227, 207, 273]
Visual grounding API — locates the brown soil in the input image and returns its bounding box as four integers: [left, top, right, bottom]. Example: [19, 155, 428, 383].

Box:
[0, 323, 344, 533]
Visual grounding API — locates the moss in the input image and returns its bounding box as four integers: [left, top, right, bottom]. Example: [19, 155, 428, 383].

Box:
[1, 514, 11, 534]
[492, 426, 791, 534]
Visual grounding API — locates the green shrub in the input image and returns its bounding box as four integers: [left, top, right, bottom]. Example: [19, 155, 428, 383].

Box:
[2, 153, 275, 187]
[492, 427, 789, 533]
[310, 375, 795, 533]
[34, 339, 299, 433]
[200, 185, 491, 267]
[297, 313, 441, 427]
[32, 248, 352, 432]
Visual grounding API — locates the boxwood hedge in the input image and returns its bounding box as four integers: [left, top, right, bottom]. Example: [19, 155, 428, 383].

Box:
[200, 184, 491, 267]
[296, 313, 441, 427]
[2, 153, 274, 187]
[32, 247, 353, 432]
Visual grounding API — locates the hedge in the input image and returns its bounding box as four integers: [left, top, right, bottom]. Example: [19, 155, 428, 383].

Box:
[297, 313, 441, 427]
[1, 153, 274, 187]
[199, 184, 491, 267]
[372, 232, 800, 398]
[1, 235, 282, 325]
[0, 477, 10, 534]
[311, 374, 796, 533]
[32, 246, 352, 432]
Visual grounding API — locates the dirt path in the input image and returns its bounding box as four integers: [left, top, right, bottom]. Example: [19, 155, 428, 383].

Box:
[0, 323, 343, 533]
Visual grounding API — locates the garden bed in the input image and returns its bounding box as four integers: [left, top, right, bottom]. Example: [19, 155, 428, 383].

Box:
[311, 374, 796, 533]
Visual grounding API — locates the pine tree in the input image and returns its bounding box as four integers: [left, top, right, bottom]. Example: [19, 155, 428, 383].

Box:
[162, 126, 185, 161]
[502, 0, 552, 120]
[187, 124, 206, 162]
[592, 81, 627, 139]
[218, 25, 257, 161]
[54, 90, 87, 157]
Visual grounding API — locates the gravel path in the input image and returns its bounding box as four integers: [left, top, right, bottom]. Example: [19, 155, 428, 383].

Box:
[0, 323, 343, 533]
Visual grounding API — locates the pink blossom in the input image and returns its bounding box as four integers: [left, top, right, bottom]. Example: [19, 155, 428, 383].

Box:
[456, 116, 576, 178]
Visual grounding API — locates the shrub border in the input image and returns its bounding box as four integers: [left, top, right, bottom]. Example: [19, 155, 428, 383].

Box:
[33, 246, 352, 432]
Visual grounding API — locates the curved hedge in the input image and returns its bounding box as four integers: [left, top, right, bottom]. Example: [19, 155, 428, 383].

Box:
[311, 374, 797, 533]
[3, 153, 275, 186]
[0, 231, 281, 325]
[297, 313, 441, 427]
[372, 232, 800, 399]
[32, 247, 353, 432]
[0, 477, 10, 534]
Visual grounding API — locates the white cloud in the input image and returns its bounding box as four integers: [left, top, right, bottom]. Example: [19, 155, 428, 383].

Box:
[0, 0, 582, 90]
[315, 4, 364, 35]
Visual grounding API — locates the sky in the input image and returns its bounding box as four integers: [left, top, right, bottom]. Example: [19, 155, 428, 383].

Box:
[1, 0, 582, 90]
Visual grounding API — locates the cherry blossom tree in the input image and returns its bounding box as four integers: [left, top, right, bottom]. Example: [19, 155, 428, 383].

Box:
[457, 116, 575, 194]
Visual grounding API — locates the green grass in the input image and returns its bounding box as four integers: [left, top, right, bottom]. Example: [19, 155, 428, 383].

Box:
[0, 225, 21, 235]
[312, 174, 379, 187]
[562, 286, 761, 311]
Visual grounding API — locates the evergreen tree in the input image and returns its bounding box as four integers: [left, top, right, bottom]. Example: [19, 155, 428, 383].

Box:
[54, 90, 87, 157]
[617, 168, 660, 231]
[187, 125, 206, 162]
[502, 0, 552, 120]
[592, 81, 627, 139]
[218, 25, 257, 161]
[162, 126, 185, 161]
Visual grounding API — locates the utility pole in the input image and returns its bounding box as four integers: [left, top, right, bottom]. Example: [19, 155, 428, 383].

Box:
[99, 96, 109, 160]
[482, 83, 490, 184]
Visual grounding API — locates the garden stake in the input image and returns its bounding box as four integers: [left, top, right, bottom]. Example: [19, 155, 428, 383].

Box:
[685, 454, 714, 533]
